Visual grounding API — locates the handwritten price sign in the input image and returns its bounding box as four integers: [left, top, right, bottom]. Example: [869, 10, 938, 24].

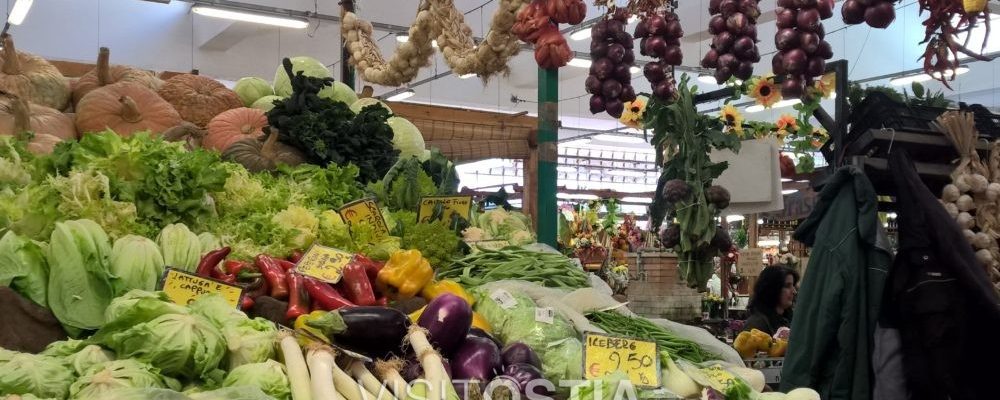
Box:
[158, 268, 244, 308]
[339, 198, 390, 240]
[295, 245, 355, 283]
[583, 332, 661, 388]
[417, 195, 473, 224]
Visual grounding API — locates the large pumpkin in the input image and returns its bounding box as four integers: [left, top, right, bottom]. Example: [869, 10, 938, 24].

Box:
[0, 35, 71, 110]
[223, 130, 306, 172]
[72, 47, 162, 107]
[158, 74, 242, 127]
[75, 82, 183, 136]
[0, 93, 76, 141]
[204, 107, 266, 152]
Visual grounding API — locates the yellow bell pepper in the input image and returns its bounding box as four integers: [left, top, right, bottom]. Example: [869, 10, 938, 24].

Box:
[768, 339, 788, 357]
[750, 329, 773, 351]
[376, 249, 433, 299]
[421, 279, 475, 305]
[734, 331, 756, 359]
[294, 311, 331, 347]
[409, 305, 494, 334]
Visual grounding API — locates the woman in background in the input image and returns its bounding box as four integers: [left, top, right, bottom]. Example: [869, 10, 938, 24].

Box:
[744, 266, 799, 336]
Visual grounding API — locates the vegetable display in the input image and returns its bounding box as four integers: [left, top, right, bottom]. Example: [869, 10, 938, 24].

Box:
[587, 311, 719, 363]
[701, 0, 761, 83]
[437, 247, 589, 289]
[73, 47, 163, 107]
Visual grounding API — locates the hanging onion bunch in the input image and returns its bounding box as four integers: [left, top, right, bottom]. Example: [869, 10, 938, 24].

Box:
[586, 9, 637, 118]
[701, 0, 762, 83]
[915, 0, 994, 88]
[512, 0, 585, 69]
[841, 0, 896, 28]
[635, 9, 684, 101]
[771, 0, 835, 98]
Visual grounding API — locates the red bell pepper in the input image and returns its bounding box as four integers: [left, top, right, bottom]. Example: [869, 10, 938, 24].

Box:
[353, 254, 385, 284]
[276, 259, 296, 272]
[289, 250, 304, 263]
[337, 259, 377, 306]
[240, 296, 255, 310]
[195, 247, 231, 278]
[255, 255, 289, 299]
[303, 278, 355, 310]
[285, 272, 309, 321]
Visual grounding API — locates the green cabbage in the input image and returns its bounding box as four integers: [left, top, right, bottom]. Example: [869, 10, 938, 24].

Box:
[197, 232, 222, 257]
[233, 77, 274, 107]
[1, 394, 56, 400]
[569, 371, 631, 400]
[189, 386, 275, 400]
[157, 224, 202, 272]
[102, 388, 190, 400]
[103, 290, 187, 323]
[221, 360, 290, 400]
[110, 235, 165, 293]
[188, 294, 278, 370]
[64, 345, 116, 376]
[40, 339, 88, 357]
[69, 359, 178, 400]
[350, 98, 392, 114]
[387, 117, 426, 159]
[318, 80, 359, 106]
[0, 231, 49, 307]
[0, 351, 75, 399]
[46, 219, 115, 330]
[272, 56, 331, 97]
[250, 95, 283, 112]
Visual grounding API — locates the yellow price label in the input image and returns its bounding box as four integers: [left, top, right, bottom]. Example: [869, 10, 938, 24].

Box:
[339, 198, 390, 240]
[583, 332, 661, 388]
[295, 244, 355, 283]
[158, 268, 244, 309]
[417, 195, 473, 224]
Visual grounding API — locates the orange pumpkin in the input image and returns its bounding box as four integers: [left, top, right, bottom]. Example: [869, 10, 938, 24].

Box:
[72, 47, 162, 108]
[203, 107, 267, 151]
[25, 132, 63, 155]
[158, 74, 242, 127]
[0, 35, 71, 110]
[0, 93, 76, 142]
[75, 82, 183, 136]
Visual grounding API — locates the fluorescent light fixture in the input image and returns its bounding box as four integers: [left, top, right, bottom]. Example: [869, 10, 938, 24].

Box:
[630, 66, 641, 74]
[780, 178, 793, 182]
[385, 89, 415, 101]
[606, 170, 647, 177]
[568, 58, 592, 68]
[930, 65, 970, 79]
[570, 29, 591, 41]
[697, 74, 718, 85]
[622, 196, 652, 203]
[7, 0, 33, 25]
[191, 5, 309, 29]
[724, 214, 746, 222]
[593, 134, 646, 144]
[890, 72, 933, 86]
[782, 189, 799, 195]
[562, 138, 591, 147]
[458, 73, 477, 79]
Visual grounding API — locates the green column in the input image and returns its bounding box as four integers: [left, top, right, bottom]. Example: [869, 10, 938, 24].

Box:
[536, 67, 558, 247]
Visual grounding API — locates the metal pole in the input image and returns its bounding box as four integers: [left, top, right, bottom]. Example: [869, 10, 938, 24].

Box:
[536, 68, 559, 247]
[340, 0, 356, 89]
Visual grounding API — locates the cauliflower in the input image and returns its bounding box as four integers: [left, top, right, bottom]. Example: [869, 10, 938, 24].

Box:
[462, 227, 486, 242]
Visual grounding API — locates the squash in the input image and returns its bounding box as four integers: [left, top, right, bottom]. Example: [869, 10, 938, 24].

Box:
[223, 129, 306, 172]
[75, 82, 183, 136]
[0, 35, 71, 110]
[72, 47, 162, 107]
[25, 132, 63, 155]
[204, 107, 266, 152]
[161, 121, 207, 151]
[0, 93, 76, 140]
[158, 74, 242, 127]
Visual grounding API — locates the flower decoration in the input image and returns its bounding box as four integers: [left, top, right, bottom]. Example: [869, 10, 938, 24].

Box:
[748, 76, 781, 108]
[774, 114, 798, 141]
[810, 127, 829, 148]
[814, 73, 836, 98]
[619, 95, 649, 129]
[720, 104, 745, 136]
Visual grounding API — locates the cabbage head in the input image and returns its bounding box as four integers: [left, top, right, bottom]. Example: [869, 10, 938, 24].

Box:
[189, 294, 277, 370]
[156, 224, 201, 272]
[102, 388, 191, 400]
[69, 359, 179, 400]
[350, 98, 392, 114]
[221, 360, 290, 400]
[110, 235, 165, 293]
[96, 312, 225, 380]
[387, 117, 426, 159]
[46, 219, 115, 330]
[103, 290, 187, 323]
[318, 80, 359, 106]
[250, 95, 283, 112]
[233, 77, 274, 107]
[65, 345, 116, 376]
[190, 386, 274, 400]
[40, 339, 88, 357]
[0, 351, 75, 399]
[0, 230, 49, 307]
[272, 56, 331, 97]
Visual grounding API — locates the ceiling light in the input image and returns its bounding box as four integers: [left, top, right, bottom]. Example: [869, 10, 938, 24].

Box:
[7, 0, 34, 25]
[630, 66, 641, 74]
[724, 214, 746, 222]
[782, 189, 799, 195]
[562, 138, 591, 147]
[930, 65, 970, 79]
[568, 58, 592, 68]
[757, 218, 764, 224]
[570, 29, 591, 41]
[557, 193, 600, 200]
[385, 89, 415, 101]
[593, 134, 646, 144]
[458, 73, 477, 79]
[780, 178, 793, 182]
[890, 72, 933, 86]
[622, 196, 652, 203]
[606, 170, 647, 177]
[396, 34, 409, 43]
[697, 74, 718, 85]
[191, 5, 309, 29]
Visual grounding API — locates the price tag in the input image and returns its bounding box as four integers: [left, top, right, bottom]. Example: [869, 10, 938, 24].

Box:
[339, 198, 390, 240]
[465, 239, 511, 253]
[417, 195, 473, 224]
[158, 267, 244, 309]
[490, 289, 518, 310]
[535, 307, 555, 324]
[294, 244, 355, 283]
[583, 332, 661, 388]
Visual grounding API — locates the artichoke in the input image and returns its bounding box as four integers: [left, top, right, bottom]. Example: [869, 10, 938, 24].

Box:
[660, 224, 681, 248]
[662, 179, 692, 203]
[706, 185, 731, 209]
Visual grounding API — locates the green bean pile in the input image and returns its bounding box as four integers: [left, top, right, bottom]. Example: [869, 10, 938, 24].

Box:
[586, 311, 719, 363]
[437, 247, 590, 289]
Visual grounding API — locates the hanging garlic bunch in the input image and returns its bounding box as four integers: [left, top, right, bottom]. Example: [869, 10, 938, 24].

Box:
[935, 111, 1000, 293]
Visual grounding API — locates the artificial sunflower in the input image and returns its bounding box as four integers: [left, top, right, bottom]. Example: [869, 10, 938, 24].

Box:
[720, 104, 745, 136]
[775, 114, 798, 141]
[811, 127, 829, 148]
[619, 95, 648, 128]
[814, 73, 836, 98]
[748, 76, 781, 107]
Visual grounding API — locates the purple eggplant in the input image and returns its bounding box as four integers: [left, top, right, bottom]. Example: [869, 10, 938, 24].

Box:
[402, 356, 452, 381]
[500, 342, 542, 369]
[416, 293, 473, 356]
[488, 363, 552, 400]
[452, 336, 502, 383]
[305, 306, 410, 359]
[468, 327, 502, 349]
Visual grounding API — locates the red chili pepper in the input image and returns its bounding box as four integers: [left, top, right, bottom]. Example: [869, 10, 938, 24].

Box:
[303, 278, 355, 310]
[240, 296, 255, 310]
[225, 260, 250, 275]
[337, 259, 377, 306]
[276, 259, 296, 272]
[375, 296, 388, 306]
[354, 254, 385, 284]
[210, 266, 237, 284]
[285, 272, 309, 321]
[289, 250, 304, 263]
[255, 255, 289, 299]
[195, 247, 231, 278]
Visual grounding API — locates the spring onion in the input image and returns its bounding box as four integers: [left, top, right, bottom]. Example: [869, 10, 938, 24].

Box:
[280, 331, 314, 400]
